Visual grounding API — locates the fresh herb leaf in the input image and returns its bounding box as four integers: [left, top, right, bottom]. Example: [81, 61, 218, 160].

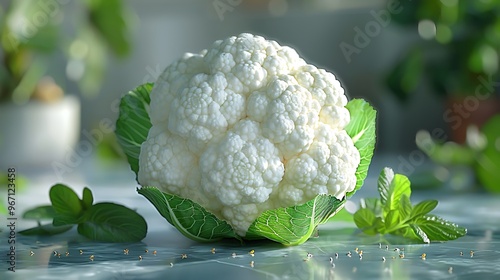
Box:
[20, 206, 74, 236]
[49, 184, 83, 219]
[384, 173, 411, 215]
[384, 210, 402, 232]
[408, 224, 429, 243]
[353, 208, 377, 234]
[345, 99, 377, 197]
[410, 200, 438, 219]
[23, 205, 56, 220]
[377, 167, 393, 205]
[82, 187, 94, 210]
[354, 167, 467, 243]
[53, 214, 81, 226]
[18, 223, 73, 236]
[399, 194, 413, 219]
[412, 215, 467, 242]
[20, 184, 148, 242]
[359, 197, 383, 216]
[77, 202, 147, 242]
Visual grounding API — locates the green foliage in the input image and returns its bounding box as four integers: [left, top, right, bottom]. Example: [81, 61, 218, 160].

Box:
[345, 99, 377, 196]
[138, 187, 344, 245]
[386, 0, 500, 100]
[416, 130, 477, 165]
[0, 0, 132, 102]
[22, 206, 56, 220]
[417, 115, 500, 192]
[77, 202, 147, 243]
[19, 185, 147, 242]
[385, 49, 424, 101]
[50, 184, 84, 223]
[18, 223, 73, 236]
[86, 0, 130, 57]
[354, 168, 467, 243]
[246, 195, 345, 245]
[138, 187, 240, 242]
[475, 115, 500, 192]
[82, 187, 94, 210]
[115, 83, 153, 178]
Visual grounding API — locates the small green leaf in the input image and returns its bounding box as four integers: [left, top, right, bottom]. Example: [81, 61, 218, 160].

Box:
[53, 214, 80, 226]
[23, 205, 56, 220]
[384, 174, 412, 215]
[407, 224, 430, 243]
[410, 200, 438, 220]
[377, 167, 394, 205]
[247, 195, 345, 245]
[412, 215, 467, 242]
[77, 202, 147, 242]
[19, 224, 73, 236]
[82, 187, 94, 210]
[374, 217, 385, 233]
[359, 197, 383, 216]
[399, 195, 412, 219]
[345, 99, 377, 197]
[384, 210, 401, 231]
[49, 184, 83, 219]
[138, 187, 239, 242]
[391, 224, 420, 240]
[353, 208, 378, 235]
[355, 167, 467, 243]
[115, 83, 153, 178]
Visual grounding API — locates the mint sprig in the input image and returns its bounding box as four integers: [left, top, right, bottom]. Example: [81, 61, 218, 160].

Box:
[19, 184, 147, 242]
[354, 167, 467, 243]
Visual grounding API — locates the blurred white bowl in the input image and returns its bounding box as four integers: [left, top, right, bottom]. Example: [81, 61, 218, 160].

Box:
[0, 95, 80, 169]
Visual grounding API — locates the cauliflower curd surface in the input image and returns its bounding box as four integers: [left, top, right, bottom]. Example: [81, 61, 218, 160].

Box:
[138, 33, 360, 235]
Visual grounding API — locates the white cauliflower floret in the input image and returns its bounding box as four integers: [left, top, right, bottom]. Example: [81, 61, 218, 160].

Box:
[138, 33, 360, 235]
[200, 120, 284, 208]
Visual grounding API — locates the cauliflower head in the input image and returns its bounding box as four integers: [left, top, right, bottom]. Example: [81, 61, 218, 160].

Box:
[137, 33, 360, 235]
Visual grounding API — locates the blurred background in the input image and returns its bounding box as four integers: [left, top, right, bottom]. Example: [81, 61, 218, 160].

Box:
[1, 0, 499, 194]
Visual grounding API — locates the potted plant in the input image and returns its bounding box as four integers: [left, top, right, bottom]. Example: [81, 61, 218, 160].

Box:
[385, 0, 500, 143]
[0, 0, 131, 168]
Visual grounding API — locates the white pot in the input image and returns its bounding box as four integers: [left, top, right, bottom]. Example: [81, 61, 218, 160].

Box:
[0, 95, 80, 168]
